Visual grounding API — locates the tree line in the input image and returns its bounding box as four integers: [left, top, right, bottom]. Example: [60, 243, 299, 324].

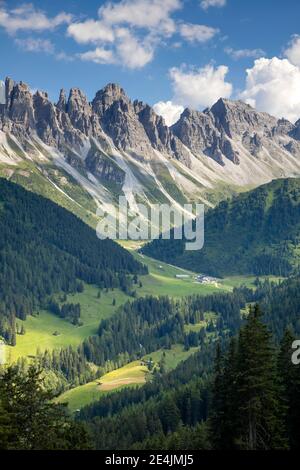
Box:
[0, 178, 146, 344]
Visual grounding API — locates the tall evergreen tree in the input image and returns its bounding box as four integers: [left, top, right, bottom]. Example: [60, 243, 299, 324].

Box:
[0, 365, 91, 450]
[278, 329, 300, 449]
[235, 304, 286, 449]
[210, 305, 287, 450]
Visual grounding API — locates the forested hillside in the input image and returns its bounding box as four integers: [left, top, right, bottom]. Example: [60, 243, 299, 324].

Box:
[0, 178, 146, 344]
[76, 276, 300, 450]
[142, 178, 300, 277]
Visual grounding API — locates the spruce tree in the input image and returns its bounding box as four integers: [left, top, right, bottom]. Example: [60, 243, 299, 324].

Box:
[235, 304, 286, 449]
[0, 365, 91, 450]
[278, 329, 300, 449]
[209, 342, 225, 448]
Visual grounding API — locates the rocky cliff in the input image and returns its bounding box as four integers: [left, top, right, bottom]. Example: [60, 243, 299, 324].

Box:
[1, 76, 300, 226]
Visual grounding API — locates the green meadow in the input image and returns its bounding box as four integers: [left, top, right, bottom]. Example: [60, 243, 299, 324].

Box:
[5, 250, 233, 362]
[5, 284, 131, 362]
[143, 344, 200, 371]
[57, 360, 148, 412]
[57, 346, 200, 413]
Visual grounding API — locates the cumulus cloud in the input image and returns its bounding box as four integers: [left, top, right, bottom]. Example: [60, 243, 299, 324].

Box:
[225, 47, 265, 60]
[15, 37, 55, 54]
[67, 0, 219, 69]
[79, 47, 115, 65]
[0, 3, 72, 34]
[169, 64, 232, 109]
[67, 0, 182, 69]
[153, 100, 184, 125]
[115, 28, 154, 68]
[239, 57, 300, 123]
[99, 0, 181, 36]
[67, 20, 115, 44]
[284, 35, 300, 67]
[201, 0, 226, 10]
[179, 23, 219, 43]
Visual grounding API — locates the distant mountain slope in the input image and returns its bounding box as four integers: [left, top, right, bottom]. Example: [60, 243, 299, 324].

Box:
[2, 77, 300, 226]
[0, 178, 145, 344]
[142, 178, 300, 277]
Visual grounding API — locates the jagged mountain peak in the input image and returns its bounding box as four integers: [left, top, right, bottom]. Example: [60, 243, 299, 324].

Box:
[208, 97, 280, 138]
[92, 82, 128, 110]
[2, 74, 300, 220]
[101, 82, 126, 97]
[179, 107, 204, 119]
[34, 90, 49, 100]
[57, 89, 67, 112]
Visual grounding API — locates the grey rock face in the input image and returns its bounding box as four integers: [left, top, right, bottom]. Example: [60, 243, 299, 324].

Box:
[66, 88, 92, 136]
[85, 147, 125, 185]
[5, 77, 15, 109]
[172, 107, 239, 165]
[290, 119, 300, 141]
[8, 81, 35, 129]
[56, 89, 67, 112]
[242, 132, 263, 157]
[172, 98, 300, 165]
[92, 83, 156, 158]
[33, 91, 61, 146]
[210, 98, 278, 138]
[2, 76, 300, 182]
[134, 100, 191, 166]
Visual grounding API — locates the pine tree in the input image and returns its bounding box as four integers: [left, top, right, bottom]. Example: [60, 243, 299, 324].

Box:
[209, 342, 225, 449]
[210, 305, 288, 450]
[235, 304, 286, 449]
[0, 365, 91, 450]
[0, 397, 15, 449]
[278, 329, 300, 449]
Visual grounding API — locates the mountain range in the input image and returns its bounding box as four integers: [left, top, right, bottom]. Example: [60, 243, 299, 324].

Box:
[2, 77, 300, 227]
[142, 177, 300, 276]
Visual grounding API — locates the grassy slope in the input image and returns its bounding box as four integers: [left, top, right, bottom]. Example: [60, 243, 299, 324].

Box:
[5, 284, 131, 362]
[143, 344, 199, 371]
[133, 252, 232, 297]
[6, 246, 276, 363]
[57, 361, 148, 412]
[57, 345, 200, 413]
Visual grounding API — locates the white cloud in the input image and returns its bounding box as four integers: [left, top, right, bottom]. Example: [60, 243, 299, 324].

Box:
[79, 47, 115, 64]
[67, 0, 182, 69]
[0, 3, 72, 34]
[201, 0, 226, 10]
[14, 36, 74, 62]
[179, 23, 219, 43]
[67, 0, 181, 46]
[67, 20, 115, 44]
[15, 37, 55, 54]
[169, 64, 232, 109]
[55, 51, 74, 62]
[239, 57, 300, 123]
[67, 0, 219, 69]
[99, 0, 181, 36]
[225, 47, 265, 60]
[153, 100, 184, 125]
[284, 35, 300, 67]
[115, 28, 154, 68]
[76, 27, 154, 69]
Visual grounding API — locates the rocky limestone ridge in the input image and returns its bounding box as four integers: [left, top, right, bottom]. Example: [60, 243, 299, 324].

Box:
[1, 76, 300, 172]
[172, 97, 300, 166]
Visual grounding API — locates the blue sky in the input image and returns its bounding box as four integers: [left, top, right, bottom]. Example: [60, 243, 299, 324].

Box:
[1, 0, 300, 124]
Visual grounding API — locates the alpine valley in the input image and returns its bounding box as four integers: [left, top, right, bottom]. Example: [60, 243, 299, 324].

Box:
[2, 77, 300, 226]
[0, 76, 300, 452]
